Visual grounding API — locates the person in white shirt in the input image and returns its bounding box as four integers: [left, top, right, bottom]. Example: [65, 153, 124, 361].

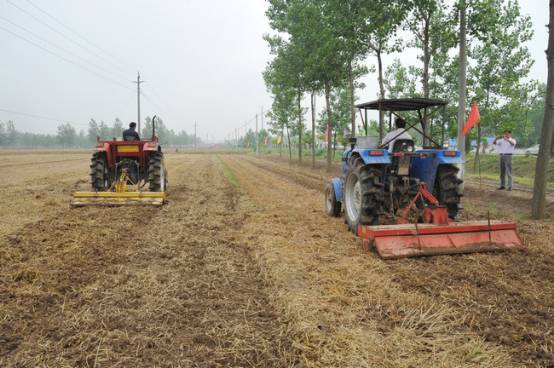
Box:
[381, 118, 412, 151]
[493, 130, 516, 190]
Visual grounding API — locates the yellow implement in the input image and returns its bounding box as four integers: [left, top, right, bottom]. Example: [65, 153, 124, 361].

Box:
[71, 170, 167, 207]
[71, 191, 166, 207]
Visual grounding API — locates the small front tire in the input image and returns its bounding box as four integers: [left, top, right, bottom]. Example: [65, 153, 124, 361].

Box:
[325, 182, 341, 217]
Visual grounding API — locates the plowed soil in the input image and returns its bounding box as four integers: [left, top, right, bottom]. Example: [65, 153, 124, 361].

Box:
[0, 151, 552, 367]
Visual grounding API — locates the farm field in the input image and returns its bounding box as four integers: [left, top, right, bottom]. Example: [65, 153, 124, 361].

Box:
[1, 150, 553, 367]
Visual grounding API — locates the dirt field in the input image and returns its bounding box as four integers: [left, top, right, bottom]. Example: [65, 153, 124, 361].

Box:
[0, 151, 552, 367]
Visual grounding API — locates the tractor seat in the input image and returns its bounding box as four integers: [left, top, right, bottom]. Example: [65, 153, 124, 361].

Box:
[392, 139, 415, 153]
[391, 139, 415, 176]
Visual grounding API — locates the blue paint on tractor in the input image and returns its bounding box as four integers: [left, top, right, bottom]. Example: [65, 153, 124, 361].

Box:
[341, 147, 462, 195]
[342, 148, 392, 175]
[411, 150, 463, 192]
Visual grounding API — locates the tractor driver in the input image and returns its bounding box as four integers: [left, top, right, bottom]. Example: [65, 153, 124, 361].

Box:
[123, 122, 140, 141]
[381, 117, 412, 151]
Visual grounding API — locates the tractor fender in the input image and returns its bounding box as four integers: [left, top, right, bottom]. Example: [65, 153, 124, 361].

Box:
[95, 142, 113, 166]
[357, 149, 392, 165]
[331, 177, 344, 203]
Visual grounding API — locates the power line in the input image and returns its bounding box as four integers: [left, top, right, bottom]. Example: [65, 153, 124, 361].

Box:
[141, 92, 167, 115]
[145, 83, 175, 115]
[7, 0, 130, 79]
[0, 108, 88, 127]
[226, 108, 271, 140]
[23, 0, 132, 74]
[0, 24, 133, 91]
[0, 16, 130, 86]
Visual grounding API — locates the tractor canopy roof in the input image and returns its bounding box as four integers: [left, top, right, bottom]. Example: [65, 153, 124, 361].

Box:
[356, 98, 447, 112]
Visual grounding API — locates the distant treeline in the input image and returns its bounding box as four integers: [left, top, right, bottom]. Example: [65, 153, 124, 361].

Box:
[0, 116, 200, 148]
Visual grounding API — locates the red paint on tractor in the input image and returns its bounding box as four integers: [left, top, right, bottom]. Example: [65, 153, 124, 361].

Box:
[359, 221, 524, 259]
[357, 182, 525, 259]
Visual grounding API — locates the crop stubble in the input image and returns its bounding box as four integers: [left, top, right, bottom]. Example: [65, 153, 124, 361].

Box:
[229, 154, 553, 367]
[0, 154, 292, 367]
[1, 152, 552, 367]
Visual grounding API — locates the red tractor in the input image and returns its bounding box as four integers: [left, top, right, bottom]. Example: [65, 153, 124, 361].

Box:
[72, 117, 167, 206]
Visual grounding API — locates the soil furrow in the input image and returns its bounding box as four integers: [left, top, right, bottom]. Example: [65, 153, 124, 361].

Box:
[233, 154, 554, 367]
[0, 154, 292, 367]
[220, 154, 514, 368]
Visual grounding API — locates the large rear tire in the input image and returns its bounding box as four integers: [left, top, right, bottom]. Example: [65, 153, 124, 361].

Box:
[436, 165, 463, 219]
[90, 152, 109, 191]
[344, 156, 383, 233]
[148, 152, 167, 192]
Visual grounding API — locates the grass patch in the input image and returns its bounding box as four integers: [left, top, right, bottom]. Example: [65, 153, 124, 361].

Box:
[216, 156, 240, 187]
[465, 153, 554, 189]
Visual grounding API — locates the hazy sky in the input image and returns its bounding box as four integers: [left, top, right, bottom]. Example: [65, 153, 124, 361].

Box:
[0, 0, 549, 141]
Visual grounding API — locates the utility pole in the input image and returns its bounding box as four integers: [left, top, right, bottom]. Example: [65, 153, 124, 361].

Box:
[261, 106, 264, 130]
[457, 0, 467, 182]
[132, 72, 145, 135]
[194, 121, 197, 149]
[255, 114, 259, 155]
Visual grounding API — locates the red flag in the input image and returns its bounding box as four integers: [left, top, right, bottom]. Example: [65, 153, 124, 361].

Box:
[326, 125, 331, 145]
[462, 102, 481, 135]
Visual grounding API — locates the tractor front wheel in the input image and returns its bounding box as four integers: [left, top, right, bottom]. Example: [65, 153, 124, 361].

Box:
[324, 182, 341, 217]
[148, 152, 168, 192]
[344, 156, 383, 233]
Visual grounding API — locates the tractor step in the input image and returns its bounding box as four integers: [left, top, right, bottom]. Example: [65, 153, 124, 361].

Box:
[71, 191, 166, 207]
[358, 221, 524, 259]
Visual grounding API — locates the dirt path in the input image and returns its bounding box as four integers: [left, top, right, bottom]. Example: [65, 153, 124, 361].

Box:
[225, 154, 554, 367]
[0, 154, 291, 367]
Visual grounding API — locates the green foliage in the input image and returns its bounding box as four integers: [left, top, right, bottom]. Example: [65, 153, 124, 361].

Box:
[0, 116, 198, 148]
[384, 59, 418, 98]
[262, 0, 541, 155]
[317, 87, 353, 145]
[56, 123, 77, 147]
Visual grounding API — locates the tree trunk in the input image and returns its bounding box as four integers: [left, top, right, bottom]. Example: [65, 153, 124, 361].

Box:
[348, 61, 356, 136]
[457, 0, 467, 184]
[532, 0, 554, 218]
[377, 47, 385, 142]
[297, 90, 302, 163]
[475, 94, 490, 172]
[333, 130, 337, 159]
[279, 128, 283, 157]
[286, 123, 292, 162]
[311, 91, 316, 169]
[474, 124, 482, 173]
[422, 17, 431, 146]
[325, 81, 333, 171]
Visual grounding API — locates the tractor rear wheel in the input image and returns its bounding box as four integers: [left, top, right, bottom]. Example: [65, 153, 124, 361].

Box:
[436, 165, 463, 219]
[148, 152, 167, 192]
[90, 152, 109, 191]
[344, 156, 383, 233]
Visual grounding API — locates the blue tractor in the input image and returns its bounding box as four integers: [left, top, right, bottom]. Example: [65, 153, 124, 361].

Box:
[325, 98, 464, 233]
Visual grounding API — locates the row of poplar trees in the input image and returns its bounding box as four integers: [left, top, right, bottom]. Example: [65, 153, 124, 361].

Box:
[264, 0, 553, 219]
[263, 0, 537, 169]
